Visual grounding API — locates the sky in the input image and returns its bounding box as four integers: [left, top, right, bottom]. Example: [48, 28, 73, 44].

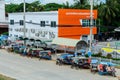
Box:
[5, 0, 74, 5]
[5, 0, 105, 5]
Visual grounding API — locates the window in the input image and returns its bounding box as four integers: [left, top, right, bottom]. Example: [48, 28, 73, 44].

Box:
[10, 20, 14, 25]
[14, 35, 18, 37]
[51, 21, 56, 27]
[9, 28, 12, 31]
[40, 21, 45, 27]
[20, 20, 24, 25]
[10, 34, 12, 37]
[82, 19, 96, 27]
[82, 35, 88, 42]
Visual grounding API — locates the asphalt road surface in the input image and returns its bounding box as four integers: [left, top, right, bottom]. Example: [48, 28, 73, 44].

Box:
[0, 49, 119, 80]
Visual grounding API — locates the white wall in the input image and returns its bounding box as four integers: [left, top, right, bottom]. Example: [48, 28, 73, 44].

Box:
[8, 11, 58, 40]
[0, 0, 5, 24]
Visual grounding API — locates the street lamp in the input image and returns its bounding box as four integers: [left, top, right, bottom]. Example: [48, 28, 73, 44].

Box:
[23, 0, 26, 45]
[89, 0, 93, 54]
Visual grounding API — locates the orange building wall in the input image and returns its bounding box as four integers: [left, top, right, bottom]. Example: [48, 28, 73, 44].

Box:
[58, 9, 97, 39]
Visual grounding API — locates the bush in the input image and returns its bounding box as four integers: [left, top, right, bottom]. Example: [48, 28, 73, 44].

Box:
[97, 51, 102, 57]
[1, 32, 8, 35]
[91, 54, 99, 57]
[106, 54, 112, 59]
[85, 54, 88, 57]
[112, 58, 120, 61]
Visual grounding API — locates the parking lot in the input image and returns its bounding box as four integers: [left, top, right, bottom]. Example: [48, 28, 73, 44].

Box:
[0, 49, 119, 80]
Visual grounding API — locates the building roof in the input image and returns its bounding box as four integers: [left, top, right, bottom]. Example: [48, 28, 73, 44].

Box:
[8, 11, 58, 15]
[52, 37, 79, 47]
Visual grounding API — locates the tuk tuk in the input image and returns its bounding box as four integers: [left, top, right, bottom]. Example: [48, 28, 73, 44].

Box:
[98, 61, 116, 77]
[71, 56, 90, 69]
[90, 59, 99, 73]
[39, 50, 52, 60]
[56, 53, 74, 66]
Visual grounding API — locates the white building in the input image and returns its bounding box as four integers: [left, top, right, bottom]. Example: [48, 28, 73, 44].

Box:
[8, 11, 58, 41]
[0, 0, 5, 24]
[0, 0, 8, 35]
[8, 9, 97, 47]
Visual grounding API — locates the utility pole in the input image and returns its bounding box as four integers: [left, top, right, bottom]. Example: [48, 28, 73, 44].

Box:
[89, 0, 93, 53]
[23, 0, 26, 45]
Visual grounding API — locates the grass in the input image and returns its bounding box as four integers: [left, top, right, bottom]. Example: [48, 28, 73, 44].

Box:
[115, 65, 120, 69]
[0, 74, 15, 80]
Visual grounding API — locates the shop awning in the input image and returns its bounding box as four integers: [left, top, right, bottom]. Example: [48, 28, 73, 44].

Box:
[52, 37, 79, 47]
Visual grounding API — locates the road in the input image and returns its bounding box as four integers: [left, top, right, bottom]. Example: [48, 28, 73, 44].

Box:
[0, 49, 119, 80]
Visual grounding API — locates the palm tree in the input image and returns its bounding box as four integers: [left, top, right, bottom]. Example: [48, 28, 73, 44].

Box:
[98, 0, 119, 26]
[44, 3, 62, 11]
[73, 0, 89, 9]
[62, 1, 72, 9]
[27, 1, 44, 12]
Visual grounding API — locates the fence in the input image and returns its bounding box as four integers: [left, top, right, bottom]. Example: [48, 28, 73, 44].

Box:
[92, 57, 120, 65]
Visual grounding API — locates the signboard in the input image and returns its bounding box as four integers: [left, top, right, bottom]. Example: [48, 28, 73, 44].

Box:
[58, 9, 97, 39]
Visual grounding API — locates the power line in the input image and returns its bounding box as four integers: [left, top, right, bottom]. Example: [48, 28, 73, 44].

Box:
[0, 21, 96, 27]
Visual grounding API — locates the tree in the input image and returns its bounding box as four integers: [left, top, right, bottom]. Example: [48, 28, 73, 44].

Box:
[15, 3, 30, 12]
[62, 1, 72, 9]
[27, 1, 44, 12]
[73, 0, 89, 9]
[107, 54, 112, 59]
[44, 3, 62, 11]
[5, 4, 19, 13]
[98, 0, 119, 26]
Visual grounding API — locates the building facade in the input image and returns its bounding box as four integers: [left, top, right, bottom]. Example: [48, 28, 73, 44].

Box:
[9, 11, 58, 40]
[0, 0, 8, 34]
[8, 9, 97, 42]
[0, 0, 5, 22]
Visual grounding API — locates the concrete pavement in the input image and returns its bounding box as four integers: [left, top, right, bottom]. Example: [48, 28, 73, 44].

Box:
[0, 49, 119, 80]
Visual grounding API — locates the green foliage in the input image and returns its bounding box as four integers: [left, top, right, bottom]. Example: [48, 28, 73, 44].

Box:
[0, 78, 5, 80]
[5, 0, 120, 28]
[106, 54, 112, 59]
[62, 1, 72, 9]
[112, 58, 120, 61]
[98, 0, 120, 26]
[5, 4, 19, 13]
[91, 54, 99, 57]
[100, 26, 108, 32]
[85, 54, 88, 57]
[27, 1, 44, 12]
[97, 51, 102, 57]
[44, 3, 62, 11]
[1, 32, 8, 35]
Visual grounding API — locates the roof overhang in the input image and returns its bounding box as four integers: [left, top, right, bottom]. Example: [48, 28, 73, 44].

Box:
[52, 37, 79, 47]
